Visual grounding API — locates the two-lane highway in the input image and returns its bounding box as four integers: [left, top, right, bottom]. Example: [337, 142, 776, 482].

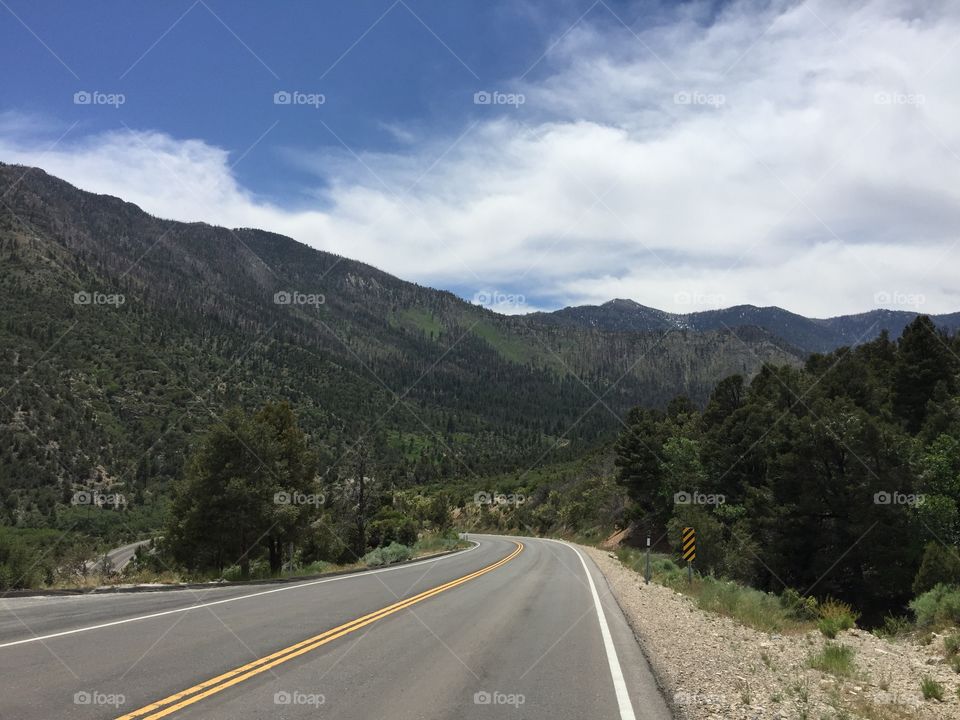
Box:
[0, 536, 671, 719]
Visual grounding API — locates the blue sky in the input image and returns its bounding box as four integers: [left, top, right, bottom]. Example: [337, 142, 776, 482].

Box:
[3, 1, 555, 193]
[2, 0, 960, 316]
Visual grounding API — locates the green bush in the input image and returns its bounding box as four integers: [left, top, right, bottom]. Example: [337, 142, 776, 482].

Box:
[913, 543, 960, 596]
[808, 643, 856, 677]
[817, 598, 858, 638]
[362, 542, 413, 567]
[780, 588, 819, 620]
[413, 531, 466, 554]
[873, 614, 912, 639]
[920, 676, 944, 701]
[692, 576, 794, 633]
[818, 617, 842, 639]
[297, 561, 334, 576]
[945, 632, 960, 657]
[367, 509, 418, 548]
[221, 559, 272, 581]
[910, 584, 960, 627]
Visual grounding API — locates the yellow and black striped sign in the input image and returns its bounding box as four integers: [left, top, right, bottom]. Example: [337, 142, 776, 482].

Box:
[682, 527, 696, 563]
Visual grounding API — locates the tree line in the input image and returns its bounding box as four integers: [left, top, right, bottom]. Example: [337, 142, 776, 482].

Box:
[614, 316, 960, 621]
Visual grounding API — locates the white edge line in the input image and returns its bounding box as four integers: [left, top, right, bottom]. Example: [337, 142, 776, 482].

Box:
[540, 537, 637, 720]
[0, 541, 480, 649]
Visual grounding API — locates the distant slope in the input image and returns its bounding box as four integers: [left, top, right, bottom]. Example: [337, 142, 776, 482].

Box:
[533, 299, 960, 353]
[0, 163, 802, 520]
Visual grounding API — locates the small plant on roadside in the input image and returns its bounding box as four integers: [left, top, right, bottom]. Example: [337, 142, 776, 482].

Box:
[920, 676, 944, 701]
[873, 614, 912, 639]
[910, 584, 960, 627]
[949, 655, 960, 673]
[789, 676, 810, 703]
[808, 643, 856, 677]
[819, 617, 842, 638]
[818, 598, 858, 638]
[944, 632, 960, 657]
[781, 587, 819, 620]
[362, 542, 413, 567]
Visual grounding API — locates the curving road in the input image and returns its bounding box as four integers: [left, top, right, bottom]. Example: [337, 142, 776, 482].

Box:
[0, 535, 671, 719]
[85, 540, 154, 575]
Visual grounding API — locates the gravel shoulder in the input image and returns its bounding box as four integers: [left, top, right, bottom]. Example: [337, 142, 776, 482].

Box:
[582, 545, 960, 720]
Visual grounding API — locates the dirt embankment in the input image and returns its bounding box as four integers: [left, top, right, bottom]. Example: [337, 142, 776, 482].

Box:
[583, 546, 960, 720]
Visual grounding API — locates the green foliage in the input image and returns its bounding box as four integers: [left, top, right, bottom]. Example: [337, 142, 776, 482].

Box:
[362, 542, 413, 567]
[780, 588, 820, 620]
[873, 615, 912, 639]
[693, 577, 795, 633]
[0, 526, 98, 589]
[808, 643, 856, 677]
[893, 317, 958, 433]
[615, 548, 811, 633]
[920, 677, 944, 701]
[367, 508, 418, 549]
[817, 599, 858, 638]
[913, 543, 960, 596]
[165, 401, 317, 577]
[910, 584, 960, 627]
[413, 529, 468, 554]
[944, 632, 960, 657]
[0, 160, 807, 540]
[614, 321, 960, 620]
[818, 618, 842, 639]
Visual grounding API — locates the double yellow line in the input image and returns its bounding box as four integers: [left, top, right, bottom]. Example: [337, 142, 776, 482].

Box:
[116, 542, 523, 719]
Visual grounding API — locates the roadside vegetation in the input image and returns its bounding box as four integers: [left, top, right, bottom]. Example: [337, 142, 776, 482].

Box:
[807, 642, 857, 677]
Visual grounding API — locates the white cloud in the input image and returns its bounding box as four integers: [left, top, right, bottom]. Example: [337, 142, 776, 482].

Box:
[3, 0, 960, 317]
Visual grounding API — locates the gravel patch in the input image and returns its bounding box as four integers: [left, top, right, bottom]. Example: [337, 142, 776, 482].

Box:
[583, 545, 960, 719]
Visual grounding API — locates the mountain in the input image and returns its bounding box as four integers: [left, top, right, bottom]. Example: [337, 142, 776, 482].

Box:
[0, 163, 803, 522]
[533, 299, 960, 353]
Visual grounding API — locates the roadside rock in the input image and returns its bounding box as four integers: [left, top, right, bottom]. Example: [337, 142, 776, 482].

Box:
[582, 545, 960, 720]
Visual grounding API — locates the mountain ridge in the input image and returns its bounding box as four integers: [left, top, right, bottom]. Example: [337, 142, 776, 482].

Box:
[531, 298, 960, 353]
[0, 162, 802, 521]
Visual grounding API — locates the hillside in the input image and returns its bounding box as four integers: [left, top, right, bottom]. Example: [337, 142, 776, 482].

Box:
[534, 298, 960, 353]
[0, 163, 802, 524]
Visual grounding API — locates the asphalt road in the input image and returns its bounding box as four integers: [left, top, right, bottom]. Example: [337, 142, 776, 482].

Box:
[0, 535, 672, 719]
[86, 540, 153, 574]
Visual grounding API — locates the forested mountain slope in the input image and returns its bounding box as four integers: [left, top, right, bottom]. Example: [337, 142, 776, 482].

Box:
[0, 163, 801, 523]
[536, 299, 960, 353]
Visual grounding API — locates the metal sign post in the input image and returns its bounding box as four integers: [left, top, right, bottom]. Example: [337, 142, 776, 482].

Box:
[644, 535, 651, 585]
[682, 527, 696, 583]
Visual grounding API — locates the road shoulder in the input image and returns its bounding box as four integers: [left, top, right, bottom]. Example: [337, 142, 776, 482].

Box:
[581, 545, 958, 720]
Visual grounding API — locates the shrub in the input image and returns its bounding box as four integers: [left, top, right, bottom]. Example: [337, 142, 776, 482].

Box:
[413, 532, 465, 554]
[693, 576, 794, 633]
[945, 632, 960, 657]
[781, 588, 819, 620]
[913, 543, 960, 596]
[808, 643, 856, 677]
[367, 510, 418, 548]
[949, 656, 960, 674]
[873, 614, 912, 639]
[910, 584, 960, 627]
[818, 618, 842, 639]
[817, 598, 858, 638]
[221, 559, 271, 581]
[362, 542, 413, 567]
[920, 676, 944, 701]
[297, 561, 333, 576]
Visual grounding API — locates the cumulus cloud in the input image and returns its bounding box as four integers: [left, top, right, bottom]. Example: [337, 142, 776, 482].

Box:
[3, 0, 960, 316]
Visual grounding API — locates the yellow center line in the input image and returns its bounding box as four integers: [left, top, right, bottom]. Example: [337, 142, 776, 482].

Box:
[116, 541, 523, 720]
